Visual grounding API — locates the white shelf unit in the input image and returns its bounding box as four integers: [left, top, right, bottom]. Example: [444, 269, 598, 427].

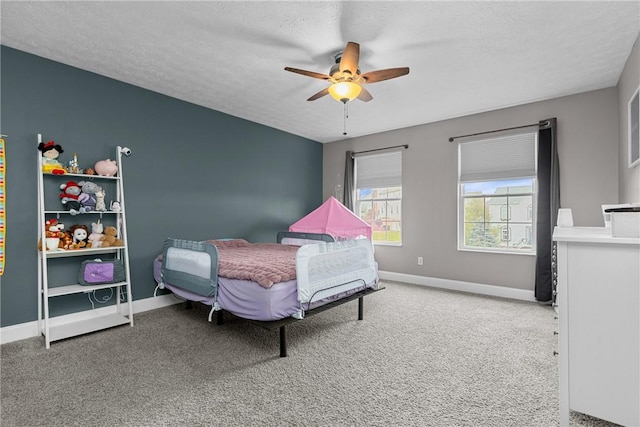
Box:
[37, 140, 134, 348]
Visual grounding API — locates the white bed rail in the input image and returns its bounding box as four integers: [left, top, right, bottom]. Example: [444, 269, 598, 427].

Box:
[294, 239, 377, 318]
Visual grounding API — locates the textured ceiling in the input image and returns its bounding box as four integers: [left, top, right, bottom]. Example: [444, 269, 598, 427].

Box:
[1, 1, 639, 143]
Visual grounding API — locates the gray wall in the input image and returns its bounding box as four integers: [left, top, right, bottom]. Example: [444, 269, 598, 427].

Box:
[323, 88, 619, 292]
[618, 34, 640, 203]
[0, 46, 323, 327]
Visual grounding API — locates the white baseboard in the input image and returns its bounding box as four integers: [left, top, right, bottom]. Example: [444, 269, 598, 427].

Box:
[0, 294, 183, 345]
[378, 270, 536, 302]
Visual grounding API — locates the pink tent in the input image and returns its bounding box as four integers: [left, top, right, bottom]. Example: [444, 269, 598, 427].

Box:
[289, 196, 372, 240]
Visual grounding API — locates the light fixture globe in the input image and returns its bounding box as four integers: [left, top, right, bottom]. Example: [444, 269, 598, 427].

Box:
[328, 81, 362, 103]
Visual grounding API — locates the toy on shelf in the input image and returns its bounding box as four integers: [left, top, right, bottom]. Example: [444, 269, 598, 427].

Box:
[94, 159, 118, 177]
[78, 181, 102, 213]
[68, 152, 82, 174]
[94, 189, 107, 212]
[38, 140, 66, 175]
[37, 219, 65, 251]
[59, 181, 85, 215]
[88, 220, 105, 248]
[110, 201, 121, 212]
[70, 224, 90, 249]
[100, 226, 124, 247]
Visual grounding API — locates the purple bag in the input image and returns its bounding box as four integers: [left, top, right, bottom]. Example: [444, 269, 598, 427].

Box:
[79, 259, 125, 285]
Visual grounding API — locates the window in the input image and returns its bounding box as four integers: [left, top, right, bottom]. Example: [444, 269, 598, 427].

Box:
[355, 150, 402, 245]
[458, 132, 537, 254]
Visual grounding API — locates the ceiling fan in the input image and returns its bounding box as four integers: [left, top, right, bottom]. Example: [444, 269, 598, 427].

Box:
[284, 41, 410, 103]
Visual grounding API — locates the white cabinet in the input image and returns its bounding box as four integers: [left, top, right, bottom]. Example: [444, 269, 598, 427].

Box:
[37, 139, 133, 348]
[553, 226, 640, 426]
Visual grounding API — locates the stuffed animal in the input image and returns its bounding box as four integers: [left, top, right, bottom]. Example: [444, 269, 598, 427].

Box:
[59, 181, 85, 215]
[38, 140, 66, 175]
[88, 220, 105, 248]
[58, 231, 75, 250]
[77, 181, 102, 212]
[37, 219, 65, 251]
[70, 224, 90, 249]
[94, 159, 118, 176]
[94, 189, 107, 212]
[100, 226, 124, 247]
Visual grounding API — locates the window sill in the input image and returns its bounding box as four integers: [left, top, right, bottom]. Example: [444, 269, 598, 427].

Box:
[373, 242, 403, 247]
[457, 247, 535, 256]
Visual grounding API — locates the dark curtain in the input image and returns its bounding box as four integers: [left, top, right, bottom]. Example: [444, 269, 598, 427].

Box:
[535, 118, 559, 302]
[343, 151, 355, 210]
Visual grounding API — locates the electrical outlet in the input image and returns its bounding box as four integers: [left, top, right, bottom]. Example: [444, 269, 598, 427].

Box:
[417, 257, 424, 266]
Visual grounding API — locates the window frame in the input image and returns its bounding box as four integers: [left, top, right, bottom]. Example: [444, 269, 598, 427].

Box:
[355, 186, 402, 246]
[457, 131, 538, 255]
[354, 150, 403, 246]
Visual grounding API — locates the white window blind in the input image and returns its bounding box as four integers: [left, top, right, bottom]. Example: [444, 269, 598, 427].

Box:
[356, 150, 402, 188]
[459, 132, 536, 182]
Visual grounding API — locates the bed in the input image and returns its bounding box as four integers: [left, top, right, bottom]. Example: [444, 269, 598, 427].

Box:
[153, 232, 381, 357]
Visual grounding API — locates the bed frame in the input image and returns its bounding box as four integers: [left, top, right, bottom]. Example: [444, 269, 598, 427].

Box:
[214, 286, 383, 357]
[159, 232, 381, 357]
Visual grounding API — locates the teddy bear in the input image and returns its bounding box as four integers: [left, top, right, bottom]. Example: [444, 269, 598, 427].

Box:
[70, 224, 90, 249]
[58, 231, 75, 250]
[88, 220, 105, 248]
[100, 226, 124, 247]
[37, 219, 65, 251]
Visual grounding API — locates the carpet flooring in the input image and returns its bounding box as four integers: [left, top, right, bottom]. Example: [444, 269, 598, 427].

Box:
[0, 281, 620, 426]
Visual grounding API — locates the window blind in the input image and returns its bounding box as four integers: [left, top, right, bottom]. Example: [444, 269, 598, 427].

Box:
[355, 150, 402, 189]
[459, 132, 537, 182]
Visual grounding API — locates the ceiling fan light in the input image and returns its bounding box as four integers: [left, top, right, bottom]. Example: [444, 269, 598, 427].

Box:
[328, 82, 362, 103]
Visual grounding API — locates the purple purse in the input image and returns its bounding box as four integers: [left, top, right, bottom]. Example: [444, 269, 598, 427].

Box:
[78, 259, 125, 285]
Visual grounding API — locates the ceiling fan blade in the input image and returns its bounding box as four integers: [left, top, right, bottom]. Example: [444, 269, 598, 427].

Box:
[307, 87, 330, 101]
[339, 42, 360, 75]
[284, 67, 331, 80]
[357, 86, 373, 102]
[361, 67, 410, 83]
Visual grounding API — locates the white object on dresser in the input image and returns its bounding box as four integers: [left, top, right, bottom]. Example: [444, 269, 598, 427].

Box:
[553, 226, 640, 426]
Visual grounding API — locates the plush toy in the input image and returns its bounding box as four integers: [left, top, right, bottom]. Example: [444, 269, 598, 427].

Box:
[77, 180, 102, 212]
[88, 220, 105, 248]
[100, 226, 124, 247]
[70, 224, 90, 249]
[94, 159, 118, 177]
[58, 231, 75, 250]
[59, 181, 85, 215]
[94, 189, 107, 212]
[37, 219, 65, 251]
[84, 167, 95, 175]
[38, 141, 66, 175]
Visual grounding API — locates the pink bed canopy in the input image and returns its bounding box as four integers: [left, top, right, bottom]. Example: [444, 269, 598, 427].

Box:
[289, 196, 372, 240]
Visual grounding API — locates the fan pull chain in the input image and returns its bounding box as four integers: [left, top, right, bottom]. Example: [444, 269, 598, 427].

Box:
[343, 102, 349, 136]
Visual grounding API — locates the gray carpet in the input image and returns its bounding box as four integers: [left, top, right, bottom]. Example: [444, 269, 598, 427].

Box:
[1, 281, 620, 426]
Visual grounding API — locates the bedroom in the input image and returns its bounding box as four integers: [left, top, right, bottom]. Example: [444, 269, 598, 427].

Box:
[1, 1, 639, 426]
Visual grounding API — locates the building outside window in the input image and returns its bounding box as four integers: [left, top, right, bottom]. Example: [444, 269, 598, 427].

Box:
[354, 150, 402, 245]
[458, 131, 537, 254]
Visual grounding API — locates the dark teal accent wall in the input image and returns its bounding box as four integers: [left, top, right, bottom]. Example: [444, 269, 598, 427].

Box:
[0, 46, 323, 327]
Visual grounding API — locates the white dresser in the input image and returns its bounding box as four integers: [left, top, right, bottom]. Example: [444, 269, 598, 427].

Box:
[553, 226, 640, 426]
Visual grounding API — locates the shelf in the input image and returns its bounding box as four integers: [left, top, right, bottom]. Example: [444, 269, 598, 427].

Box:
[47, 313, 131, 342]
[44, 210, 119, 215]
[42, 172, 119, 180]
[47, 281, 127, 297]
[42, 246, 123, 258]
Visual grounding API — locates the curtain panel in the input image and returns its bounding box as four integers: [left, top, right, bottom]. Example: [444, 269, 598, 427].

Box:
[343, 151, 354, 210]
[535, 118, 559, 302]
